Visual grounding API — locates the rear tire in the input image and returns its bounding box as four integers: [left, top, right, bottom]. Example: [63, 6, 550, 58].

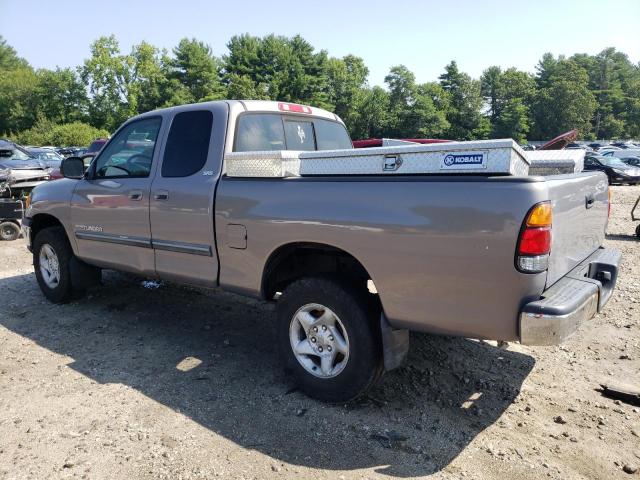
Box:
[0, 221, 20, 241]
[33, 226, 78, 303]
[276, 276, 383, 403]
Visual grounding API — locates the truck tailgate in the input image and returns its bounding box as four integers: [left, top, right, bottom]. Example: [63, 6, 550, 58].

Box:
[545, 172, 609, 287]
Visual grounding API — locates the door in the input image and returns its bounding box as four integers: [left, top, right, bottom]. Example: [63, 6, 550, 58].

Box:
[150, 106, 225, 286]
[70, 116, 163, 275]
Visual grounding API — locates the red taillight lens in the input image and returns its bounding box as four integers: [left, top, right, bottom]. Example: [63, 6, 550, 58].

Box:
[516, 201, 552, 273]
[278, 102, 312, 114]
[518, 227, 551, 255]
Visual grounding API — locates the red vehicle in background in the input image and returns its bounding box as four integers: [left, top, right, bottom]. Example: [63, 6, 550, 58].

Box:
[353, 138, 452, 148]
[86, 138, 107, 154]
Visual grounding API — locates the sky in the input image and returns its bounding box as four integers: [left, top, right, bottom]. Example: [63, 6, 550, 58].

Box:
[2, 0, 639, 86]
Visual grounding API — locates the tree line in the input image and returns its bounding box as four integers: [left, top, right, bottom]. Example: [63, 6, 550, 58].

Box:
[1, 34, 639, 146]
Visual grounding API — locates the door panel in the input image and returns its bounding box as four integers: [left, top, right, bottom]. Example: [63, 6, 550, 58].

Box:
[70, 116, 163, 275]
[71, 177, 155, 274]
[150, 104, 227, 286]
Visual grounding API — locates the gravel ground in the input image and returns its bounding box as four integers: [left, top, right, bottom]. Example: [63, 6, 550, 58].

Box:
[0, 185, 638, 480]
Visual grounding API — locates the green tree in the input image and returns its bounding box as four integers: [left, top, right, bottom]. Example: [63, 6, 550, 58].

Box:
[12, 117, 109, 146]
[349, 86, 390, 139]
[223, 34, 331, 108]
[36, 68, 89, 124]
[382, 66, 449, 138]
[0, 67, 40, 134]
[81, 35, 137, 130]
[130, 41, 168, 113]
[532, 58, 597, 139]
[482, 67, 535, 140]
[480, 65, 502, 123]
[0, 35, 28, 70]
[439, 61, 488, 140]
[167, 38, 225, 103]
[325, 55, 369, 134]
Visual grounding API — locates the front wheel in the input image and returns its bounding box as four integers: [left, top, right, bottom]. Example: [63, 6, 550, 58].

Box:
[276, 276, 383, 402]
[33, 226, 77, 303]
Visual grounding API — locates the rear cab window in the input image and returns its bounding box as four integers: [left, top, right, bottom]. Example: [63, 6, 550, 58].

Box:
[234, 114, 351, 152]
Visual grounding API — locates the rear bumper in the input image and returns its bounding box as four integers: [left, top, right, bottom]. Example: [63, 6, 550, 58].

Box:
[519, 247, 621, 345]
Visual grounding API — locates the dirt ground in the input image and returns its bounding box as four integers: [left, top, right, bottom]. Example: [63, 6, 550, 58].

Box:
[0, 186, 638, 480]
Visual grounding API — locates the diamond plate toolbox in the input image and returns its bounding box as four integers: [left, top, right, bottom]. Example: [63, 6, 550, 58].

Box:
[224, 139, 530, 178]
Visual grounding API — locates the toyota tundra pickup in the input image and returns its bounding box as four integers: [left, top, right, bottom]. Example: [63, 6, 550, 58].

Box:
[22, 100, 621, 402]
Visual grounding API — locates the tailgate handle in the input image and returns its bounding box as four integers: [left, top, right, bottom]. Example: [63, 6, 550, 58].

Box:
[585, 194, 595, 209]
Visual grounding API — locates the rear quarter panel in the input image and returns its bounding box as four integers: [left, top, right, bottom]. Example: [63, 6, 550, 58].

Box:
[215, 176, 549, 341]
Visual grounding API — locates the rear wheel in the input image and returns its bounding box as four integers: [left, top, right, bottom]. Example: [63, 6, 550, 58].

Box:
[0, 221, 20, 241]
[277, 276, 383, 402]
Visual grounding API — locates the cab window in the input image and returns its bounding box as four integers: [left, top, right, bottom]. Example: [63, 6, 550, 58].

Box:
[234, 113, 351, 152]
[93, 117, 161, 178]
[284, 120, 315, 151]
[162, 111, 213, 177]
[235, 114, 285, 151]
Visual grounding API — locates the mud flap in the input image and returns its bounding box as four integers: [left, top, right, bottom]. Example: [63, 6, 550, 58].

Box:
[380, 313, 409, 371]
[70, 257, 101, 290]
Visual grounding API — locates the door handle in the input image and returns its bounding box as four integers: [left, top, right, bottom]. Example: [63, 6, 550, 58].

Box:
[154, 190, 169, 201]
[128, 190, 143, 201]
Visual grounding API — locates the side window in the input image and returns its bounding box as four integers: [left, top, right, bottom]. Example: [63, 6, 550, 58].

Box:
[284, 120, 315, 151]
[94, 117, 161, 178]
[162, 111, 213, 177]
[235, 114, 285, 151]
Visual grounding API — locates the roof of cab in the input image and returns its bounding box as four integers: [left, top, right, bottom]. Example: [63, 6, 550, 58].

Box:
[139, 100, 343, 124]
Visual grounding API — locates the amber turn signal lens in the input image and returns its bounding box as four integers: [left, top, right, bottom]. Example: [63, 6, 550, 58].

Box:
[526, 202, 552, 227]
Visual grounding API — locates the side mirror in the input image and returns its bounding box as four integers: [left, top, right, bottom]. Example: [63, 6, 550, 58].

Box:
[60, 157, 85, 179]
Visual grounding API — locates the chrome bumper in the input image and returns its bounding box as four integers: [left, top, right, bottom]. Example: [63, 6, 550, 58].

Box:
[520, 248, 621, 346]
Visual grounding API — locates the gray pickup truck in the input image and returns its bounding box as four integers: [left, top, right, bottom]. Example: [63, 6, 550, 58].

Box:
[23, 100, 620, 402]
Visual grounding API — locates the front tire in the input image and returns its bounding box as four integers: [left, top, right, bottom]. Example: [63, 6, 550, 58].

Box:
[33, 226, 76, 303]
[276, 276, 383, 402]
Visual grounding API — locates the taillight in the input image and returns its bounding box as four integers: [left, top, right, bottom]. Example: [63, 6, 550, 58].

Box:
[516, 202, 552, 273]
[278, 102, 312, 114]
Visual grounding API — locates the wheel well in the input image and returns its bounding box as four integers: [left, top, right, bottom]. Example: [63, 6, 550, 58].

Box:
[31, 214, 64, 243]
[261, 242, 373, 300]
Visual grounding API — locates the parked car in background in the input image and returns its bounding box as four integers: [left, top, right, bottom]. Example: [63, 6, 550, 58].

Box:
[566, 143, 594, 152]
[621, 156, 640, 167]
[0, 140, 51, 198]
[584, 154, 640, 184]
[57, 147, 87, 158]
[599, 146, 622, 156]
[588, 143, 605, 150]
[26, 148, 64, 169]
[610, 142, 636, 149]
[86, 138, 107, 154]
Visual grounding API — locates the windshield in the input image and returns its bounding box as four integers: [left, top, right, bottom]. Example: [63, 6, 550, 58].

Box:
[0, 147, 32, 160]
[32, 151, 63, 160]
[599, 157, 628, 168]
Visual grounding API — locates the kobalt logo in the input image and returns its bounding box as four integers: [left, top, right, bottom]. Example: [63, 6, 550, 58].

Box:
[443, 153, 484, 166]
